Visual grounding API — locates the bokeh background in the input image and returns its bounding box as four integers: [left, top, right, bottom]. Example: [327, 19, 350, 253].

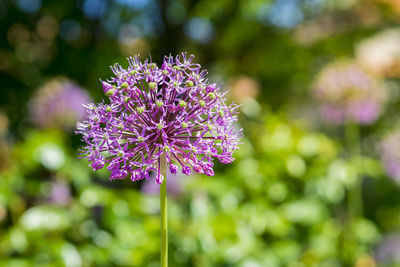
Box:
[1, 0, 400, 266]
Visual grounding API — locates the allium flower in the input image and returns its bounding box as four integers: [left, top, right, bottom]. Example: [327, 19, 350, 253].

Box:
[30, 78, 90, 130]
[312, 61, 386, 125]
[76, 53, 242, 184]
[380, 129, 400, 182]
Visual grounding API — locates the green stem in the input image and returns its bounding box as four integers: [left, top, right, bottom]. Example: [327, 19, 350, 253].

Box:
[160, 167, 168, 267]
[345, 123, 363, 218]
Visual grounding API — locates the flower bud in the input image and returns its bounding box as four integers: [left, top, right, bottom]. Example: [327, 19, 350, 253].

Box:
[182, 166, 191, 175]
[204, 166, 214, 176]
[102, 81, 113, 92]
[149, 82, 157, 91]
[121, 82, 129, 89]
[207, 92, 216, 99]
[169, 164, 178, 174]
[106, 89, 115, 96]
[179, 100, 187, 108]
[136, 106, 145, 114]
[193, 164, 203, 173]
[156, 100, 164, 108]
[91, 158, 105, 171]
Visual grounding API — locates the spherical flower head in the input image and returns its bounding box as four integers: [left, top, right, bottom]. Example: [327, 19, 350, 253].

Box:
[30, 78, 90, 130]
[380, 129, 400, 183]
[312, 61, 386, 125]
[76, 53, 242, 184]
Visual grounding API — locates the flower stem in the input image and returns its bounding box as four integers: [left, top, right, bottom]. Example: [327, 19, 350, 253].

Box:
[160, 168, 168, 267]
[345, 123, 363, 218]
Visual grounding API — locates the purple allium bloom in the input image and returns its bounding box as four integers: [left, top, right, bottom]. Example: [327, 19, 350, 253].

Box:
[76, 53, 242, 184]
[30, 78, 90, 130]
[380, 130, 400, 183]
[313, 61, 386, 125]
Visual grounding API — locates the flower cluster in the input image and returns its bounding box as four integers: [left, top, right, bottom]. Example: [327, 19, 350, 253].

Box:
[313, 61, 386, 125]
[76, 53, 242, 184]
[30, 78, 90, 130]
[380, 130, 400, 183]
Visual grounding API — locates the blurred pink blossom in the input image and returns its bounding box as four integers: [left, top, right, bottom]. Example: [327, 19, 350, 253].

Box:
[30, 78, 90, 130]
[313, 61, 386, 125]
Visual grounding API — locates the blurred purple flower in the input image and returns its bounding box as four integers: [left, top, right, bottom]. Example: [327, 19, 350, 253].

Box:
[313, 61, 386, 125]
[48, 181, 71, 205]
[76, 53, 242, 184]
[375, 232, 400, 264]
[380, 130, 400, 182]
[30, 78, 90, 130]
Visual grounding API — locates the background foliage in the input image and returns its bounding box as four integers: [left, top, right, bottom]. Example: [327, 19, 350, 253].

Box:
[1, 0, 400, 266]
